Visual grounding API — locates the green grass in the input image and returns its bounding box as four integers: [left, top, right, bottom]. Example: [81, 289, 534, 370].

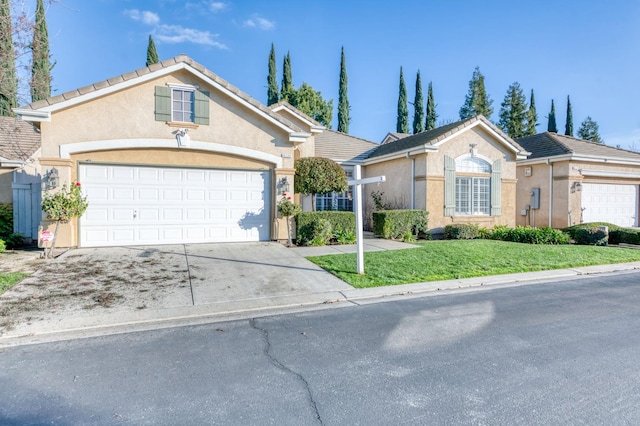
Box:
[307, 240, 640, 288]
[0, 272, 28, 295]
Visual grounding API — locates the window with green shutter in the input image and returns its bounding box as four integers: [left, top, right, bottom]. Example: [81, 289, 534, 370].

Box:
[155, 86, 210, 125]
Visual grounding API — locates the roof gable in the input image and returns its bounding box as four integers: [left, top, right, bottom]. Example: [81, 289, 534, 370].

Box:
[367, 115, 529, 161]
[270, 101, 324, 133]
[516, 132, 640, 163]
[14, 55, 306, 137]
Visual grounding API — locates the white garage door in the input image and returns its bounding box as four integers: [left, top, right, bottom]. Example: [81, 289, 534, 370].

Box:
[582, 183, 638, 227]
[79, 164, 271, 247]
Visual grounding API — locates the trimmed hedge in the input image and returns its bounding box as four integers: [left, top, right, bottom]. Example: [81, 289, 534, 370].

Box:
[610, 228, 640, 245]
[372, 210, 428, 241]
[563, 222, 620, 240]
[295, 211, 356, 246]
[573, 227, 609, 246]
[485, 225, 570, 245]
[444, 223, 479, 240]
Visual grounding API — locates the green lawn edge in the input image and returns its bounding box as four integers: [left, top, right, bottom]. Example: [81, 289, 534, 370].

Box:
[0, 272, 29, 296]
[306, 240, 640, 288]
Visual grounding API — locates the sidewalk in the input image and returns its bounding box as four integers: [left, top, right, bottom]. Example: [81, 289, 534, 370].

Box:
[1, 239, 639, 347]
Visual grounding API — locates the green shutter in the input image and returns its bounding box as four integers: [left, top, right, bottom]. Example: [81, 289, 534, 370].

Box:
[194, 90, 210, 125]
[491, 159, 502, 216]
[444, 155, 455, 216]
[154, 86, 171, 121]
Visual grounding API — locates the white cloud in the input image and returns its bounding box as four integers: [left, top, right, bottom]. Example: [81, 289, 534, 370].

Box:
[124, 9, 160, 26]
[155, 24, 228, 49]
[243, 15, 275, 30]
[209, 2, 227, 12]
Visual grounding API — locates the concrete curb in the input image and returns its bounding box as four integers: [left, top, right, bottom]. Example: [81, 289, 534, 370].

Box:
[2, 261, 639, 348]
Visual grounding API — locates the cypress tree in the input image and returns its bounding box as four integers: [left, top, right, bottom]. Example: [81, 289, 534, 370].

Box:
[525, 89, 538, 136]
[337, 46, 350, 133]
[426, 81, 436, 130]
[145, 35, 159, 66]
[548, 99, 557, 132]
[412, 70, 424, 134]
[267, 43, 278, 105]
[498, 82, 527, 138]
[396, 66, 409, 133]
[280, 51, 293, 103]
[30, 0, 52, 102]
[565, 95, 573, 136]
[459, 66, 493, 120]
[0, 0, 17, 116]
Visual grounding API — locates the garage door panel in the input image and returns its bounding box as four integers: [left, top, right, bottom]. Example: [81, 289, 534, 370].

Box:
[79, 164, 271, 247]
[582, 183, 638, 227]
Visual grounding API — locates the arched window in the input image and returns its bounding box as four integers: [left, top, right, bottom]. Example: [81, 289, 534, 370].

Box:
[444, 155, 501, 216]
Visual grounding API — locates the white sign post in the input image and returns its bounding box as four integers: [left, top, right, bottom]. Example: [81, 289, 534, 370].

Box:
[348, 165, 385, 275]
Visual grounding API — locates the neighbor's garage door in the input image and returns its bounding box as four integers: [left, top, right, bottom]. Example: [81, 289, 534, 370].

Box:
[582, 183, 638, 227]
[79, 164, 271, 247]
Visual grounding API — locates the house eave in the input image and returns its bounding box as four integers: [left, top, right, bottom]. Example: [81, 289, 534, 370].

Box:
[289, 132, 311, 144]
[13, 108, 51, 122]
[364, 145, 438, 165]
[517, 153, 640, 167]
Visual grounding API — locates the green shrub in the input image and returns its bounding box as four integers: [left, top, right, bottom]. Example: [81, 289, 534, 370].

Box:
[296, 211, 356, 246]
[0, 203, 12, 237]
[444, 223, 479, 240]
[0, 239, 5, 253]
[609, 228, 640, 245]
[573, 228, 609, 246]
[372, 210, 429, 240]
[484, 226, 569, 245]
[563, 222, 620, 240]
[3, 233, 26, 249]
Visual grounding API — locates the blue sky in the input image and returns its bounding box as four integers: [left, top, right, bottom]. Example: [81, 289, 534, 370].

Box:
[25, 0, 640, 147]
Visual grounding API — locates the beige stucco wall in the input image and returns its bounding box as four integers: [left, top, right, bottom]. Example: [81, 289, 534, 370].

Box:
[363, 127, 519, 236]
[517, 159, 640, 229]
[36, 69, 309, 247]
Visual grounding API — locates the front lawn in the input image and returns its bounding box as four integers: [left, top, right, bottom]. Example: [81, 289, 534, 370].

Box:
[307, 240, 640, 288]
[0, 272, 28, 295]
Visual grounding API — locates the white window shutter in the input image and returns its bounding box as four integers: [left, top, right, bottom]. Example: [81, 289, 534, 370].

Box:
[444, 155, 455, 216]
[491, 159, 502, 216]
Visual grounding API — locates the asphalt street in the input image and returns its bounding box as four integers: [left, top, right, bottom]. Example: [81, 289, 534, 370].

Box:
[1, 271, 640, 425]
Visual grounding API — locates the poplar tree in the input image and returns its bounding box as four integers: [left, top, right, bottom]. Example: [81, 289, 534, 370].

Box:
[459, 66, 493, 120]
[412, 70, 424, 134]
[267, 43, 278, 105]
[0, 0, 17, 116]
[525, 89, 538, 136]
[498, 82, 527, 138]
[396, 66, 408, 133]
[337, 46, 350, 133]
[548, 99, 557, 132]
[145, 35, 159, 66]
[565, 95, 573, 136]
[30, 0, 52, 102]
[280, 51, 293, 103]
[426, 81, 436, 130]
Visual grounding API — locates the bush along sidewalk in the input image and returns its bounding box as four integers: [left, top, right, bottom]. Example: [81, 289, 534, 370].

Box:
[295, 211, 356, 246]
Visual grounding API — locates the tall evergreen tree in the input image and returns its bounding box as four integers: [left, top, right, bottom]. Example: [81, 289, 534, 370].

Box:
[396, 66, 409, 133]
[498, 82, 527, 138]
[0, 0, 17, 116]
[577, 116, 603, 143]
[525, 89, 538, 136]
[565, 95, 573, 136]
[267, 43, 278, 105]
[337, 46, 350, 133]
[289, 82, 333, 128]
[412, 70, 424, 134]
[145, 35, 159, 66]
[547, 99, 557, 132]
[280, 51, 293, 103]
[426, 81, 436, 130]
[30, 0, 52, 102]
[459, 66, 493, 120]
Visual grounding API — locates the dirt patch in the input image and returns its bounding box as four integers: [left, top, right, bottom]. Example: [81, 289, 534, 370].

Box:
[0, 247, 191, 335]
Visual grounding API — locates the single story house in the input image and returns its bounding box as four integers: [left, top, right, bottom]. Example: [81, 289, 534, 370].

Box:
[14, 55, 323, 247]
[360, 116, 530, 236]
[516, 132, 640, 229]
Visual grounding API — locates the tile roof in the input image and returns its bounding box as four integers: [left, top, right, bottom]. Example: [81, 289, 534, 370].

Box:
[314, 129, 379, 163]
[516, 132, 640, 161]
[367, 115, 526, 159]
[381, 132, 411, 144]
[19, 55, 303, 133]
[0, 116, 41, 162]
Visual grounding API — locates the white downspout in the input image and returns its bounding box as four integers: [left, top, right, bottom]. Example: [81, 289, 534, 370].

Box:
[411, 158, 415, 209]
[548, 159, 553, 228]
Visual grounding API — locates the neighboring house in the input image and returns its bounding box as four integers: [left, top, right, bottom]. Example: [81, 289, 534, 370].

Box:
[0, 117, 42, 240]
[516, 132, 640, 229]
[361, 116, 530, 236]
[14, 55, 319, 248]
[312, 129, 378, 212]
[380, 132, 411, 145]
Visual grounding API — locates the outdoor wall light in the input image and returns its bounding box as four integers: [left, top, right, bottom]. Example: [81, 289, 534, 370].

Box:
[176, 128, 190, 147]
[43, 167, 59, 190]
[571, 181, 582, 193]
[469, 143, 478, 157]
[278, 176, 290, 194]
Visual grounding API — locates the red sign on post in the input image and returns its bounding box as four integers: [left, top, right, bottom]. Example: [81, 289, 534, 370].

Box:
[41, 230, 53, 242]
